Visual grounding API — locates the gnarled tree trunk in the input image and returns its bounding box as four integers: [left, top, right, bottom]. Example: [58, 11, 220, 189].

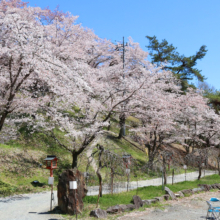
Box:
[118, 112, 126, 139]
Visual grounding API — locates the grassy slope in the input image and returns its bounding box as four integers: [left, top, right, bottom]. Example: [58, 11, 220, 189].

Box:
[0, 131, 75, 196]
[0, 116, 201, 197]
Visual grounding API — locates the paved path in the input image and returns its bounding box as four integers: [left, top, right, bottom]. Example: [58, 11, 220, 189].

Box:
[118, 190, 220, 220]
[87, 170, 216, 195]
[0, 192, 62, 220]
[0, 170, 216, 220]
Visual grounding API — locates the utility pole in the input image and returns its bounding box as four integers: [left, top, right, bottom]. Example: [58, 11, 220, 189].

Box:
[123, 37, 125, 71]
[122, 36, 126, 136]
[117, 37, 127, 138]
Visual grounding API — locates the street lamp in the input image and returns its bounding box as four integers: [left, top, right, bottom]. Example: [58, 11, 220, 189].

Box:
[183, 165, 187, 181]
[125, 168, 130, 192]
[44, 155, 58, 211]
[123, 154, 132, 192]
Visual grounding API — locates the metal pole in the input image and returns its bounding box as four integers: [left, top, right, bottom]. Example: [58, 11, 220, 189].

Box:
[185, 169, 186, 181]
[127, 173, 129, 192]
[218, 159, 220, 175]
[123, 37, 125, 71]
[50, 169, 53, 211]
[136, 178, 138, 195]
[75, 189, 77, 220]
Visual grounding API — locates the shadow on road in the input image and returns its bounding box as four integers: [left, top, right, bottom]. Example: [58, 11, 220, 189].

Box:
[38, 211, 53, 214]
[0, 195, 29, 203]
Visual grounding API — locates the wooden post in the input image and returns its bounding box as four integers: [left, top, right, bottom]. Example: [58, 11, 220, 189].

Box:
[127, 174, 129, 192]
[75, 189, 77, 220]
[111, 168, 114, 195]
[172, 169, 174, 185]
[218, 158, 220, 176]
[136, 175, 138, 196]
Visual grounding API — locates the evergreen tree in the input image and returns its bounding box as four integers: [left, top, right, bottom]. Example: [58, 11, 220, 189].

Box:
[198, 82, 220, 114]
[146, 36, 207, 90]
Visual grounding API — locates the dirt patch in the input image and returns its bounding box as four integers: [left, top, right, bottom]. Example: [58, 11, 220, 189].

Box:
[0, 147, 44, 175]
[118, 191, 219, 220]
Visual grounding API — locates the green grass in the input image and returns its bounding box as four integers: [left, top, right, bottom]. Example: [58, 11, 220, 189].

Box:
[83, 174, 220, 210]
[0, 181, 18, 197]
[61, 174, 220, 219]
[0, 120, 216, 201]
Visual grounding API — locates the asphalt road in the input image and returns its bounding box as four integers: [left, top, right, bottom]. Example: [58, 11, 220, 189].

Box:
[0, 170, 216, 220]
[0, 191, 62, 220]
[87, 170, 216, 195]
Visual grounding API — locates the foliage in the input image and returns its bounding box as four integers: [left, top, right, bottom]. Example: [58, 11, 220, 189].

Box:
[1, 1, 220, 190]
[146, 35, 207, 90]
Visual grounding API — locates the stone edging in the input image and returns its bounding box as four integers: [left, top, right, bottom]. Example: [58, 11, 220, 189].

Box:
[90, 183, 220, 218]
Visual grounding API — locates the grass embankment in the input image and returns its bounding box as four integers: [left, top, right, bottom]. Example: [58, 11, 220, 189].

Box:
[61, 174, 220, 219]
[84, 174, 220, 210]
[0, 131, 198, 197]
[0, 133, 75, 197]
[0, 116, 200, 198]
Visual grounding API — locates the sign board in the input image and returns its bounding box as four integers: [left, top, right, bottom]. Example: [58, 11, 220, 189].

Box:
[48, 177, 54, 185]
[69, 181, 77, 189]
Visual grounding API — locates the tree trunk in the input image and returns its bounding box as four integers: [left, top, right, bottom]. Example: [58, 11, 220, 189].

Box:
[96, 144, 104, 198]
[107, 123, 111, 131]
[96, 168, 103, 198]
[163, 156, 167, 185]
[118, 112, 126, 139]
[71, 146, 88, 169]
[198, 165, 202, 180]
[0, 112, 8, 132]
[72, 151, 80, 168]
[147, 157, 154, 170]
[147, 148, 156, 171]
[0, 90, 17, 132]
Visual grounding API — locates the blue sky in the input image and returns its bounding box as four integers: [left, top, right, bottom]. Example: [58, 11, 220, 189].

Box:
[28, 0, 220, 89]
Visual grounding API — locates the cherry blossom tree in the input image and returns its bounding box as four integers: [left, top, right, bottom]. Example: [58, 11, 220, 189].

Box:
[28, 35, 170, 169]
[175, 89, 220, 153]
[2, 1, 220, 177]
[129, 71, 182, 169]
[0, 1, 91, 140]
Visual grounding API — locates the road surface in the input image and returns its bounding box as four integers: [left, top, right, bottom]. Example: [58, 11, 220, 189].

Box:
[118, 190, 219, 220]
[0, 170, 216, 220]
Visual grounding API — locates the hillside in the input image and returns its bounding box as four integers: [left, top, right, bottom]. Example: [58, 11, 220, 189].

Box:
[0, 117, 205, 197]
